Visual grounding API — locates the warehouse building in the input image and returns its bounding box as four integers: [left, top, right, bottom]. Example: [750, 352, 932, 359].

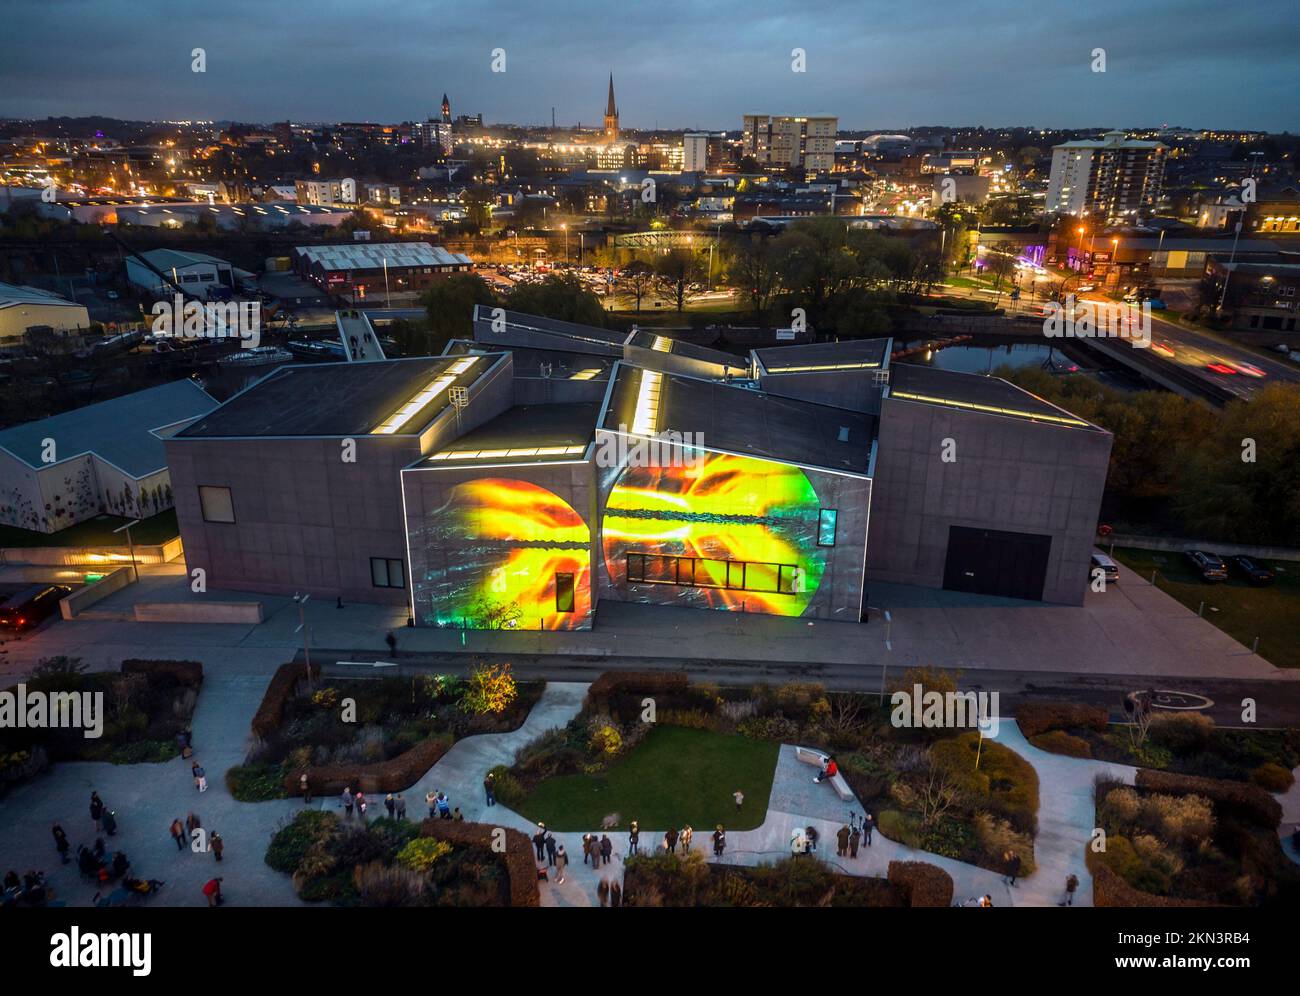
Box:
[292, 242, 473, 299]
[164, 310, 1111, 627]
[0, 282, 90, 347]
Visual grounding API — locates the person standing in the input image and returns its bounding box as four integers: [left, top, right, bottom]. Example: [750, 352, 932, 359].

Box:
[395, 794, 406, 821]
[300, 773, 311, 804]
[211, 832, 224, 862]
[356, 791, 367, 823]
[169, 818, 186, 851]
[733, 789, 744, 812]
[186, 812, 201, 839]
[89, 792, 104, 831]
[581, 833, 594, 865]
[384, 794, 396, 819]
[426, 790, 437, 819]
[554, 845, 568, 884]
[680, 825, 693, 853]
[599, 834, 612, 866]
[610, 880, 622, 908]
[712, 825, 726, 859]
[203, 877, 223, 907]
[597, 879, 609, 907]
[436, 793, 451, 820]
[1064, 873, 1079, 906]
[544, 833, 557, 867]
[805, 825, 819, 853]
[665, 827, 678, 854]
[836, 824, 851, 857]
[533, 826, 547, 861]
[342, 787, 353, 818]
[52, 823, 70, 864]
[483, 773, 495, 806]
[862, 812, 874, 846]
[195, 764, 208, 793]
[849, 825, 861, 859]
[628, 821, 639, 855]
[1006, 851, 1021, 888]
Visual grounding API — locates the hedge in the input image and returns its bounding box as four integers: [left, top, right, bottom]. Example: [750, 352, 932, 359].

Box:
[1134, 768, 1282, 829]
[1015, 701, 1108, 739]
[586, 670, 689, 709]
[1029, 730, 1093, 759]
[419, 818, 538, 907]
[887, 860, 953, 907]
[1089, 859, 1219, 908]
[285, 734, 453, 796]
[121, 659, 203, 686]
[251, 661, 321, 740]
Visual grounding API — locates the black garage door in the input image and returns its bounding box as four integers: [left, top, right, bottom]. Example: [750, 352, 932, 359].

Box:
[942, 526, 1051, 601]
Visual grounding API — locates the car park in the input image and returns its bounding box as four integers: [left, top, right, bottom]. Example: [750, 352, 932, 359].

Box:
[1090, 551, 1120, 584]
[0, 583, 73, 631]
[1229, 555, 1275, 585]
[1185, 549, 1228, 582]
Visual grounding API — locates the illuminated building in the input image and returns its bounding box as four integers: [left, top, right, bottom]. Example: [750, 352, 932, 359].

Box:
[1046, 131, 1167, 223]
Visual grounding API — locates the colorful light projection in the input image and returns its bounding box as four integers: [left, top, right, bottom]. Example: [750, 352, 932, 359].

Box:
[421, 477, 591, 630]
[601, 451, 826, 616]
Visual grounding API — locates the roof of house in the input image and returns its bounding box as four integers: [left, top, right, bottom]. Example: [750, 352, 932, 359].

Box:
[293, 242, 471, 272]
[0, 282, 84, 309]
[753, 338, 891, 374]
[177, 356, 498, 438]
[601, 364, 874, 474]
[887, 363, 1101, 430]
[420, 402, 599, 467]
[0, 380, 217, 476]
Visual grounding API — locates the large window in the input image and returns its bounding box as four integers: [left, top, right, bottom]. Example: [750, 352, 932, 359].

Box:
[625, 552, 801, 596]
[817, 508, 838, 547]
[198, 485, 235, 523]
[370, 557, 405, 589]
[555, 573, 575, 613]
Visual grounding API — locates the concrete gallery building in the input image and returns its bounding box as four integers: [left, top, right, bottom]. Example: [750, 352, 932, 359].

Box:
[165, 309, 1111, 628]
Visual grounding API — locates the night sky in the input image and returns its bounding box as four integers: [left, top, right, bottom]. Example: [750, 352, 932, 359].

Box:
[2, 0, 1297, 131]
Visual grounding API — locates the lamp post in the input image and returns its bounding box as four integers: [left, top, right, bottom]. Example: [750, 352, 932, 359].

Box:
[382, 257, 391, 309]
[562, 223, 568, 262]
[112, 519, 140, 582]
[1218, 220, 1244, 312]
[293, 592, 313, 689]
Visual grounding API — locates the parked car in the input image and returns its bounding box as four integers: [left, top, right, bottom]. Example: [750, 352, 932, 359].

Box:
[0, 583, 73, 631]
[1229, 555, 1275, 586]
[1090, 551, 1120, 584]
[1185, 549, 1228, 582]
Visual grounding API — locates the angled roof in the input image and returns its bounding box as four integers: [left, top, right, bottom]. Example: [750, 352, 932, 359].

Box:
[444, 339, 614, 381]
[420, 402, 599, 468]
[0, 282, 83, 308]
[625, 329, 748, 371]
[887, 363, 1100, 430]
[601, 364, 874, 474]
[293, 242, 471, 272]
[178, 356, 499, 438]
[0, 380, 216, 476]
[472, 305, 629, 351]
[753, 338, 890, 374]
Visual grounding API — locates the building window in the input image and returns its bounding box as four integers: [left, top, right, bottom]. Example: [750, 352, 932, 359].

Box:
[555, 573, 575, 613]
[198, 486, 235, 523]
[818, 509, 838, 547]
[625, 551, 800, 597]
[370, 557, 405, 589]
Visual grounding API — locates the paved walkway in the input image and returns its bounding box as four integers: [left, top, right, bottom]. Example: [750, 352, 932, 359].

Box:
[1278, 766, 1300, 867]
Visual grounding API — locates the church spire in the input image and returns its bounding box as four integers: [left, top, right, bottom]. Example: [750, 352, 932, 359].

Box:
[603, 73, 619, 142]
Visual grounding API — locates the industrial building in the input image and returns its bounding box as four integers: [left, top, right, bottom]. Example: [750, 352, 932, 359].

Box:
[292, 242, 473, 299]
[0, 380, 217, 534]
[0, 282, 90, 346]
[164, 309, 1111, 629]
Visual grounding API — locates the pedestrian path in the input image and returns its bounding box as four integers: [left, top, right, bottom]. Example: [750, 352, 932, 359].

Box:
[1278, 766, 1300, 867]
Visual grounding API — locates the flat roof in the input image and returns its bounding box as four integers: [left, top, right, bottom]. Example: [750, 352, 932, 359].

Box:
[421, 402, 599, 467]
[601, 364, 874, 474]
[444, 339, 614, 381]
[0, 380, 216, 476]
[754, 338, 890, 374]
[178, 356, 496, 438]
[293, 242, 471, 272]
[472, 305, 629, 349]
[887, 363, 1100, 430]
[625, 329, 748, 370]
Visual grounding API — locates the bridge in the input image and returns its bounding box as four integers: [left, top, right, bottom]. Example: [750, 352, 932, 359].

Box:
[613, 230, 720, 251]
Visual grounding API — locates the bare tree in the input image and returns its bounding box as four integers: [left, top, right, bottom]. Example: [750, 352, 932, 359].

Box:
[918, 753, 963, 828]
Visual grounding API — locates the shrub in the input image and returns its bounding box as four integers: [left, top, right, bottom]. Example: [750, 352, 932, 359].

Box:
[460, 662, 518, 716]
[227, 762, 287, 801]
[419, 819, 537, 907]
[973, 812, 1037, 877]
[1135, 769, 1282, 829]
[588, 723, 622, 755]
[1029, 730, 1092, 758]
[736, 714, 799, 742]
[353, 861, 428, 907]
[1089, 857, 1218, 907]
[107, 740, 176, 764]
[887, 861, 954, 907]
[251, 662, 320, 740]
[266, 810, 338, 873]
[1148, 712, 1215, 754]
[487, 765, 526, 807]
[877, 809, 922, 848]
[1249, 762, 1295, 793]
[287, 733, 453, 795]
[396, 837, 453, 872]
[121, 659, 203, 687]
[587, 671, 688, 707]
[931, 734, 1039, 834]
[1015, 701, 1108, 739]
[1139, 792, 1215, 846]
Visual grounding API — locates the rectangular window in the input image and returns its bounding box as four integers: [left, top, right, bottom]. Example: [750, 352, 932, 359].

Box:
[198, 485, 235, 523]
[555, 573, 575, 613]
[626, 553, 645, 582]
[370, 557, 405, 589]
[818, 508, 838, 547]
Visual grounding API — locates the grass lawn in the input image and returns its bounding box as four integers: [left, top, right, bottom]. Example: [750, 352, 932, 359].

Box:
[1111, 547, 1300, 668]
[515, 726, 779, 832]
[0, 509, 178, 548]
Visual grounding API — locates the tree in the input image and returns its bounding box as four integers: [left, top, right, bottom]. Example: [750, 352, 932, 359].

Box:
[729, 235, 781, 323]
[652, 248, 703, 313]
[982, 252, 1017, 308]
[505, 273, 606, 326]
[619, 259, 655, 314]
[461, 662, 518, 716]
[419, 273, 500, 354]
[461, 185, 494, 231]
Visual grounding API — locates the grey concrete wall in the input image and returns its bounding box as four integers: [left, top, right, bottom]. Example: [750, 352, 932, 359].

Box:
[758, 370, 883, 415]
[402, 460, 597, 629]
[513, 376, 610, 406]
[865, 396, 1112, 604]
[165, 435, 422, 606]
[622, 343, 739, 381]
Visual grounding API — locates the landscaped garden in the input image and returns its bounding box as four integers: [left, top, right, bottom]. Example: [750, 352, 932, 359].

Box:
[1091, 772, 1299, 907]
[265, 810, 521, 907]
[0, 656, 201, 794]
[0, 509, 180, 548]
[227, 662, 542, 801]
[1018, 701, 1300, 789]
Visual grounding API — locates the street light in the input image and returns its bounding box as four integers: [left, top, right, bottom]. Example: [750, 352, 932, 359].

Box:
[112, 519, 140, 582]
[293, 592, 314, 689]
[1219, 220, 1244, 311]
[382, 257, 391, 309]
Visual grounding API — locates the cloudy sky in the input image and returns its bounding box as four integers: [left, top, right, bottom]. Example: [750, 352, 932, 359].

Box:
[2, 0, 1297, 131]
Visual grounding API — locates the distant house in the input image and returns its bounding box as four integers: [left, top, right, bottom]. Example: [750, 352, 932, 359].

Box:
[0, 380, 217, 534]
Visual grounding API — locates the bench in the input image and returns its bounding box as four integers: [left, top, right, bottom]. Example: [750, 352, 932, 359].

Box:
[795, 746, 854, 802]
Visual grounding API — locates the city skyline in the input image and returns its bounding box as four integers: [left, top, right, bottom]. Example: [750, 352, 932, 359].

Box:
[2, 0, 1298, 132]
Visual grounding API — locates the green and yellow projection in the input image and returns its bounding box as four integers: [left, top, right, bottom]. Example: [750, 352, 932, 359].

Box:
[602, 451, 826, 616]
[426, 478, 591, 630]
